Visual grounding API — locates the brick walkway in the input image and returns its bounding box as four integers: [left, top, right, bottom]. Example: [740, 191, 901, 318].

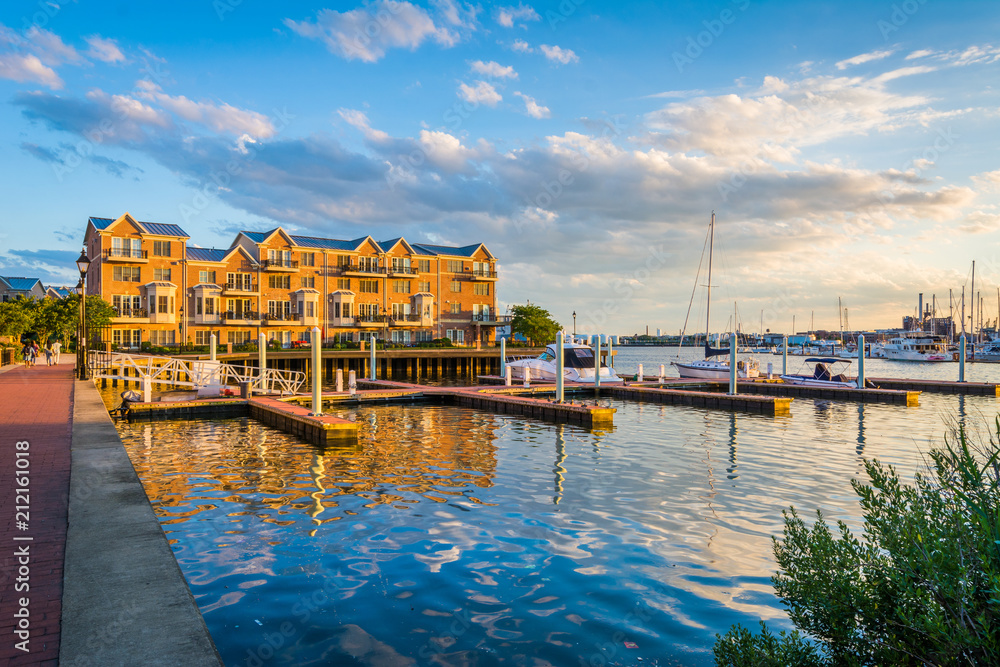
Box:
[0, 359, 74, 665]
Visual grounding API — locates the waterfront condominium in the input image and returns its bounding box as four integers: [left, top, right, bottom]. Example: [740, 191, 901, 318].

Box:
[82, 213, 500, 349]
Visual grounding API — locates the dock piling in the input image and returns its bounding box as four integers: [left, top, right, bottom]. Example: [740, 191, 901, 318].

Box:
[556, 332, 565, 403]
[369, 333, 376, 380]
[336, 368, 343, 392]
[594, 343, 601, 389]
[505, 366, 512, 386]
[729, 335, 737, 395]
[311, 327, 321, 416]
[210, 333, 216, 362]
[960, 335, 966, 382]
[857, 334, 865, 387]
[782, 335, 788, 375]
[348, 370, 357, 395]
[659, 364, 665, 382]
[258, 332, 266, 392]
[524, 366, 531, 388]
[500, 337, 506, 376]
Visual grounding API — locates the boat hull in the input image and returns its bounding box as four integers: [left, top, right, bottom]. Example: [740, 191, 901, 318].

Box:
[780, 374, 858, 389]
[671, 360, 759, 380]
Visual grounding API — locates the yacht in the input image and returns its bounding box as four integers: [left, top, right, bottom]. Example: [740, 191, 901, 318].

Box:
[882, 331, 950, 362]
[672, 342, 760, 379]
[506, 337, 624, 384]
[780, 358, 860, 388]
[975, 339, 1000, 362]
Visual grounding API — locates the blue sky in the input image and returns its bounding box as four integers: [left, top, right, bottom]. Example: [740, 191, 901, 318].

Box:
[1, 0, 999, 335]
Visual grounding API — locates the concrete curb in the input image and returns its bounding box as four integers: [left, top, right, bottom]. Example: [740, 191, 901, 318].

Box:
[61, 379, 222, 666]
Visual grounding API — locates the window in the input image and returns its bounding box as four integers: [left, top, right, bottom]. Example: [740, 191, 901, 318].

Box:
[267, 300, 292, 318]
[447, 260, 464, 273]
[418, 259, 430, 273]
[205, 298, 215, 315]
[195, 330, 214, 345]
[149, 330, 175, 345]
[450, 303, 460, 314]
[301, 275, 315, 288]
[112, 295, 142, 315]
[473, 283, 489, 296]
[268, 274, 291, 289]
[268, 249, 292, 267]
[226, 272, 252, 291]
[446, 329, 464, 344]
[337, 255, 351, 268]
[391, 257, 412, 272]
[391, 303, 412, 318]
[113, 266, 141, 282]
[450, 280, 461, 293]
[473, 261, 491, 276]
[112, 237, 142, 258]
[393, 280, 411, 294]
[415, 331, 433, 343]
[391, 330, 411, 343]
[152, 240, 171, 257]
[301, 252, 315, 267]
[196, 297, 202, 315]
[337, 278, 350, 289]
[359, 280, 378, 294]
[306, 302, 315, 317]
[154, 268, 172, 281]
[113, 329, 142, 348]
[157, 295, 170, 314]
[199, 270, 216, 285]
[418, 281, 430, 293]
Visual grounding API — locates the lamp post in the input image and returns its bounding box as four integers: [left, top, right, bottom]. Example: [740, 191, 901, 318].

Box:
[572, 310, 576, 336]
[75, 248, 91, 380]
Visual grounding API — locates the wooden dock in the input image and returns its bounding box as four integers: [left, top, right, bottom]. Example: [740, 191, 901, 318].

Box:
[610, 384, 792, 415]
[869, 377, 999, 396]
[736, 380, 919, 405]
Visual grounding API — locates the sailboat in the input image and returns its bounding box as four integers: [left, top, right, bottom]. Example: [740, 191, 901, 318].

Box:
[672, 213, 760, 380]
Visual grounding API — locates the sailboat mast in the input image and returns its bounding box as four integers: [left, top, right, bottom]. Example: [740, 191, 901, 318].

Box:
[705, 211, 715, 347]
[971, 260, 976, 339]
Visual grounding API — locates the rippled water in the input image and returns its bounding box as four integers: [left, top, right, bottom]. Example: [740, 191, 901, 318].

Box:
[111, 353, 999, 666]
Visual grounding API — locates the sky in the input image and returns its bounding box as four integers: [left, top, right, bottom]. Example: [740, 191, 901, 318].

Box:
[1, 0, 999, 336]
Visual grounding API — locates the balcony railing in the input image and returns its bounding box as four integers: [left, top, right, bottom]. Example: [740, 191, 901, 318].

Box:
[471, 312, 501, 322]
[221, 310, 260, 322]
[344, 264, 385, 275]
[388, 266, 419, 275]
[112, 307, 148, 318]
[356, 314, 387, 323]
[264, 311, 294, 322]
[468, 269, 498, 279]
[105, 248, 148, 260]
[263, 258, 299, 269]
[224, 281, 257, 292]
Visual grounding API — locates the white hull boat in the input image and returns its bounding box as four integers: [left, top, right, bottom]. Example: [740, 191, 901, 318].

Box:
[672, 348, 760, 380]
[780, 357, 863, 389]
[506, 339, 624, 384]
[883, 331, 950, 362]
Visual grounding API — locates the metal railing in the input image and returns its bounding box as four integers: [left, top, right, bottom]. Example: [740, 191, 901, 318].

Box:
[264, 311, 294, 322]
[221, 310, 261, 322]
[344, 264, 384, 274]
[105, 248, 148, 259]
[89, 351, 305, 395]
[112, 307, 148, 318]
[389, 266, 419, 275]
[468, 269, 497, 278]
[263, 258, 299, 269]
[356, 314, 387, 323]
[223, 282, 257, 292]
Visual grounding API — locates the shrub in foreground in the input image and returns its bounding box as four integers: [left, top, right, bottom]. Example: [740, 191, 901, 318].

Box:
[715, 419, 1000, 666]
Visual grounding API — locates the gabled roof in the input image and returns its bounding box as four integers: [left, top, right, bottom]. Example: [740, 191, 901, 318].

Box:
[289, 234, 367, 251]
[237, 227, 296, 246]
[88, 214, 189, 238]
[46, 286, 72, 298]
[411, 242, 493, 259]
[379, 237, 418, 255]
[0, 276, 44, 292]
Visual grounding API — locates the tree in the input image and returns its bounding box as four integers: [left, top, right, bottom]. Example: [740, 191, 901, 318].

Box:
[510, 304, 562, 346]
[34, 295, 79, 344]
[81, 295, 114, 342]
[0, 300, 35, 340]
[714, 420, 1000, 666]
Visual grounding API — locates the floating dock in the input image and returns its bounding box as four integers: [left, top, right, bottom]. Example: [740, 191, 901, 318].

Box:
[610, 384, 792, 415]
[868, 377, 999, 396]
[736, 380, 919, 405]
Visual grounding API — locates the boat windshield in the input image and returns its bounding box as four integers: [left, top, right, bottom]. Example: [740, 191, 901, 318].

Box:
[564, 348, 595, 369]
[538, 351, 554, 362]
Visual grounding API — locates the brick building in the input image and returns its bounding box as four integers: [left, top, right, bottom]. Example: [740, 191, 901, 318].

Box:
[82, 213, 499, 349]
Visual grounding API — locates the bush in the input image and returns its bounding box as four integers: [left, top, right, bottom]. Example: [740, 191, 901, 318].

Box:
[714, 419, 1000, 666]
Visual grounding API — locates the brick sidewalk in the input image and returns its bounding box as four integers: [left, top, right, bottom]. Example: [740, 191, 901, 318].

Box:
[0, 360, 74, 665]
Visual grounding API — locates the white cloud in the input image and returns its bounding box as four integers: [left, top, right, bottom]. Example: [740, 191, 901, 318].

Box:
[972, 169, 1000, 191]
[514, 91, 550, 119]
[470, 60, 517, 79]
[496, 4, 540, 28]
[511, 38, 532, 53]
[958, 211, 1000, 233]
[338, 108, 389, 142]
[539, 44, 578, 64]
[905, 49, 936, 60]
[24, 27, 81, 67]
[285, 1, 461, 63]
[0, 53, 62, 88]
[85, 35, 126, 64]
[835, 48, 895, 70]
[457, 80, 502, 106]
[418, 130, 482, 170]
[136, 83, 275, 138]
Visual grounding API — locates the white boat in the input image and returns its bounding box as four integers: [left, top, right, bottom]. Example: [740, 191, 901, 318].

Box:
[882, 331, 950, 362]
[506, 337, 624, 384]
[780, 357, 860, 388]
[670, 212, 760, 380]
[974, 339, 1000, 362]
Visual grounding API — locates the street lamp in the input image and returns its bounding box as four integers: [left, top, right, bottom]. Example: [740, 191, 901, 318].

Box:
[572, 310, 576, 336]
[76, 247, 91, 380]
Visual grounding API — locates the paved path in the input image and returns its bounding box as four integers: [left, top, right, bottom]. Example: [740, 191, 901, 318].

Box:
[0, 359, 73, 665]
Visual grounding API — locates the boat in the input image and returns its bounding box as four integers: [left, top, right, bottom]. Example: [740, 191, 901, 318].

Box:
[780, 357, 862, 388]
[671, 212, 760, 380]
[882, 331, 950, 362]
[975, 339, 1000, 362]
[506, 337, 624, 384]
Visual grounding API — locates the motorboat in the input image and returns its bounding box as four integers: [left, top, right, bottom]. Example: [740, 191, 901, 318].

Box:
[780, 357, 868, 389]
[975, 339, 1000, 362]
[882, 331, 950, 362]
[506, 337, 624, 384]
[672, 342, 760, 379]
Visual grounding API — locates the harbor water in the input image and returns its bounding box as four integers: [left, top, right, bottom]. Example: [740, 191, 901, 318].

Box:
[109, 348, 999, 666]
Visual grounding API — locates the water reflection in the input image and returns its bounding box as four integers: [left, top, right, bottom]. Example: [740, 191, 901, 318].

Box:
[727, 413, 739, 480]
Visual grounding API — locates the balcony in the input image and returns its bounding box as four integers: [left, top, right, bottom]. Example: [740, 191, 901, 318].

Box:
[356, 314, 387, 324]
[111, 307, 149, 323]
[471, 312, 504, 325]
[263, 311, 294, 323]
[389, 314, 422, 327]
[388, 265, 420, 276]
[342, 263, 386, 277]
[222, 282, 258, 295]
[221, 310, 261, 324]
[263, 258, 299, 271]
[104, 248, 149, 263]
[467, 269, 497, 281]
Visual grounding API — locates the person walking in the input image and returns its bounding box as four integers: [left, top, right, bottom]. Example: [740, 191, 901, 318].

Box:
[51, 340, 61, 364]
[44, 343, 54, 366]
[21, 341, 31, 368]
[30, 341, 39, 367]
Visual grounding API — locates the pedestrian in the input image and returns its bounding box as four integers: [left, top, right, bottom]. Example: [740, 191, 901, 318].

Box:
[44, 343, 54, 366]
[51, 340, 61, 364]
[21, 341, 31, 368]
[30, 341, 39, 367]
